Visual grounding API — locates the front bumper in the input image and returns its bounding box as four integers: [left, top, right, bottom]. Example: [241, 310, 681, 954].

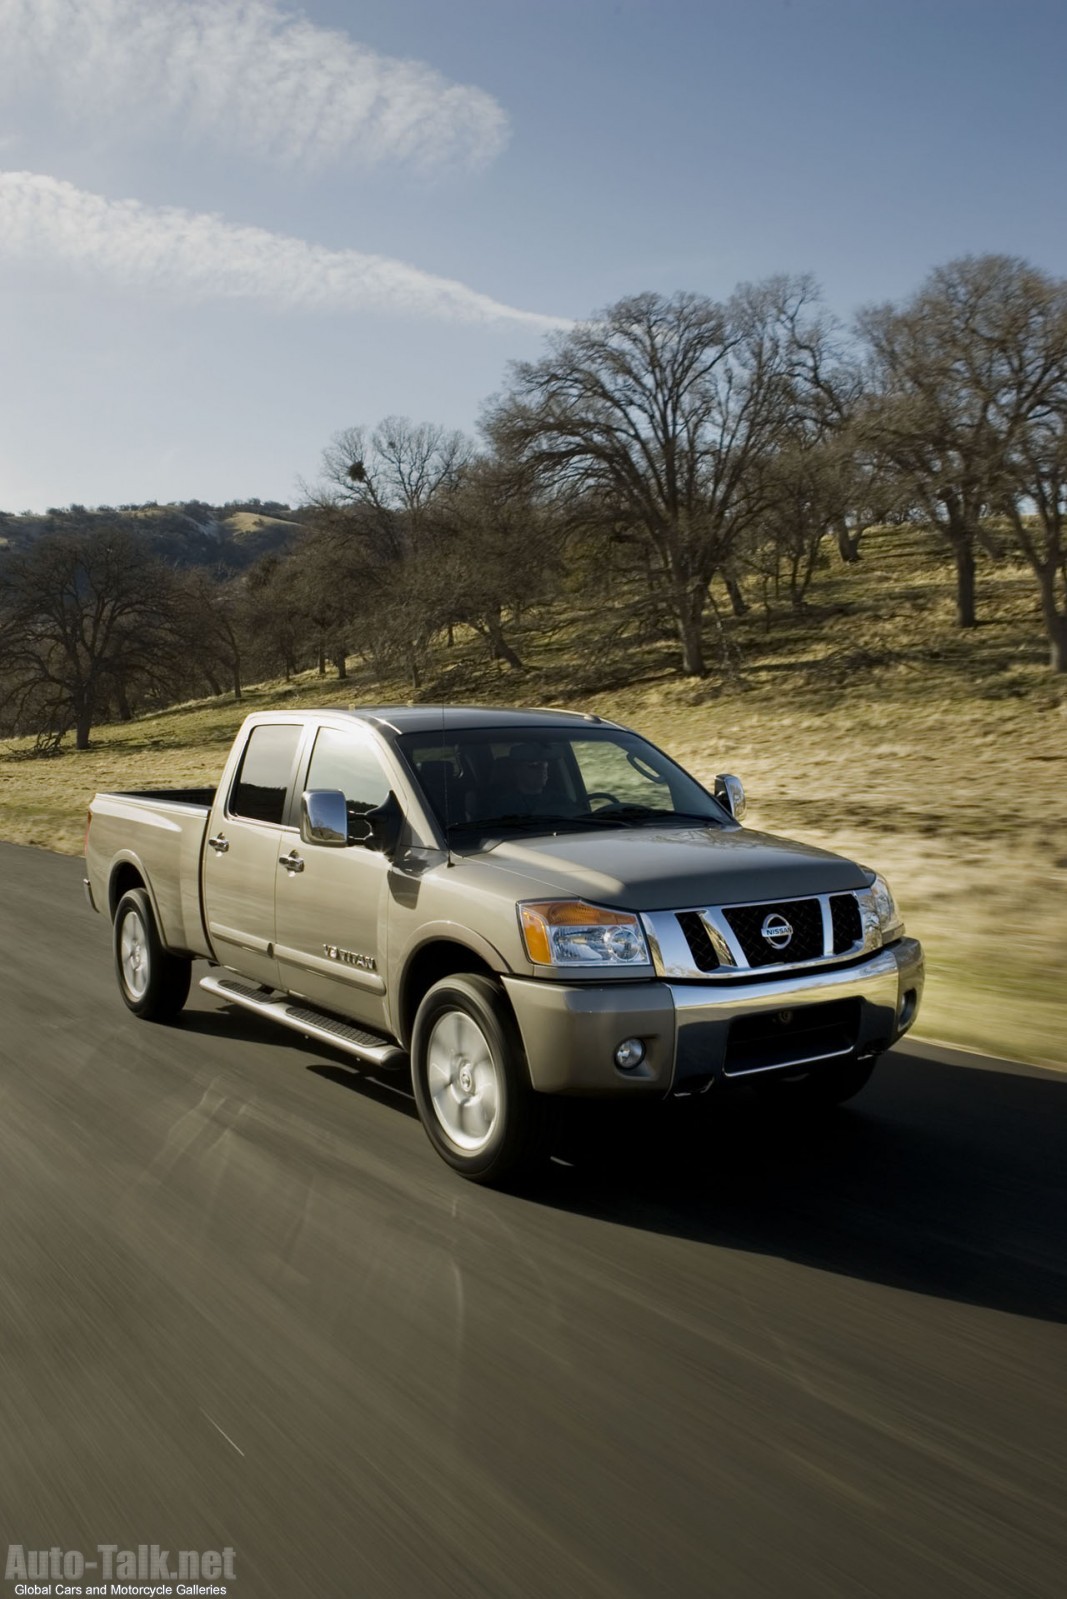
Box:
[502, 938, 924, 1096]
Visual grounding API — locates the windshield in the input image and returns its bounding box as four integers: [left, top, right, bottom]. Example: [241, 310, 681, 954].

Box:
[396, 725, 729, 837]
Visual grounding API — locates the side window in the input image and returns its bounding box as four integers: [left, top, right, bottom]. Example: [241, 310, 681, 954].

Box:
[306, 727, 390, 844]
[229, 724, 301, 824]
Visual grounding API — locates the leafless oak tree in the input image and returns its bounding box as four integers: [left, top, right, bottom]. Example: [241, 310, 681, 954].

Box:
[486, 282, 831, 676]
[0, 526, 181, 748]
[857, 258, 1066, 635]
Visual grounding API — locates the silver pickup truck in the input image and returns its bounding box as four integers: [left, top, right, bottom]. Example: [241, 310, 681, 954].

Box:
[85, 705, 924, 1184]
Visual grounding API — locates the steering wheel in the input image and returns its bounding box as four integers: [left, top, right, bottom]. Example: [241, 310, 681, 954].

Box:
[585, 791, 623, 811]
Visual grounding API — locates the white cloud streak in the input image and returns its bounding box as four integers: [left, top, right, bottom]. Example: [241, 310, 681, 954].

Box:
[0, 0, 509, 172]
[0, 170, 566, 329]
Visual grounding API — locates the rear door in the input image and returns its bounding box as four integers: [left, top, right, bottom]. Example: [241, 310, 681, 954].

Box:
[202, 721, 304, 988]
[273, 723, 393, 1030]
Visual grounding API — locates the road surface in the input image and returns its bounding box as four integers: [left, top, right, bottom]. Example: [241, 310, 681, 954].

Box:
[0, 841, 1064, 1598]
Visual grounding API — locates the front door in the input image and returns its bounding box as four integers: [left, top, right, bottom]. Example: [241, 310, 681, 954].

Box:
[273, 724, 393, 1031]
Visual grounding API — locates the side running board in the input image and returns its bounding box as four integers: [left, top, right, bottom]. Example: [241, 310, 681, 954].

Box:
[199, 974, 408, 1070]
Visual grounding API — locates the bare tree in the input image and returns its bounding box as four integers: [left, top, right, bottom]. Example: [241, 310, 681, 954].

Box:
[0, 526, 181, 748]
[858, 259, 1036, 626]
[1001, 419, 1067, 671]
[172, 568, 248, 700]
[433, 457, 563, 669]
[319, 416, 473, 563]
[486, 282, 830, 676]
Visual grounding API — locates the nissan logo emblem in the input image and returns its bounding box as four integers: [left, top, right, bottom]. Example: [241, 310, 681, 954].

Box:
[761, 913, 793, 950]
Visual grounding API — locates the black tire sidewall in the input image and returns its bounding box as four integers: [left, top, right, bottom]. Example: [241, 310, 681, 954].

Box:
[113, 888, 190, 1021]
[411, 974, 540, 1183]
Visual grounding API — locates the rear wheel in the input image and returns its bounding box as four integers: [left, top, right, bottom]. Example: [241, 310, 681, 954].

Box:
[113, 887, 191, 1022]
[411, 974, 548, 1186]
[755, 1056, 877, 1109]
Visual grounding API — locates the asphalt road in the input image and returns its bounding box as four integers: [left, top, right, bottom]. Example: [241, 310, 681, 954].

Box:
[1, 840, 1064, 1599]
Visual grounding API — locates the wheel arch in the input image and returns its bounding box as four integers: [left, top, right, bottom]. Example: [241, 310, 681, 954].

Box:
[397, 937, 504, 1050]
[109, 855, 151, 919]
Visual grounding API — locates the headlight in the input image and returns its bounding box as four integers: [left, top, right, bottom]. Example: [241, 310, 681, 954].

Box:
[518, 900, 651, 966]
[868, 873, 904, 943]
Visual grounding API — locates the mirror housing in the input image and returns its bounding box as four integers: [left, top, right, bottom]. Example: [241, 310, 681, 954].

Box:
[713, 773, 746, 821]
[366, 790, 404, 860]
[301, 789, 349, 846]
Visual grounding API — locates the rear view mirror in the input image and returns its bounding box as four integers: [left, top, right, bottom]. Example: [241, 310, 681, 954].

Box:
[301, 789, 349, 846]
[366, 791, 404, 859]
[714, 774, 746, 821]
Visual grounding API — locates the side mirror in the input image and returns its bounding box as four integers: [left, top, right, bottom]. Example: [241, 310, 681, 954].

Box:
[366, 790, 404, 860]
[302, 789, 349, 846]
[714, 774, 746, 821]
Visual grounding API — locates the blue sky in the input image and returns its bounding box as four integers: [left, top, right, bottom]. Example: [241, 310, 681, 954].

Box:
[1, 0, 1064, 513]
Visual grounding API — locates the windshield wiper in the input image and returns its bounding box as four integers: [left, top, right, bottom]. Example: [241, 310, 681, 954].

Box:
[447, 807, 725, 835]
[446, 813, 593, 835]
[588, 804, 723, 826]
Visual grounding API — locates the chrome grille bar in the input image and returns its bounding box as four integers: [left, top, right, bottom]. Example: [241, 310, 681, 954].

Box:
[642, 889, 879, 982]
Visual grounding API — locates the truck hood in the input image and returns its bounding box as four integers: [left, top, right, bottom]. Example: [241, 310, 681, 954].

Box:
[459, 825, 869, 911]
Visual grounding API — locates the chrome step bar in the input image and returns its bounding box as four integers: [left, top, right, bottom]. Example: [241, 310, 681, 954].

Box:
[199, 974, 408, 1070]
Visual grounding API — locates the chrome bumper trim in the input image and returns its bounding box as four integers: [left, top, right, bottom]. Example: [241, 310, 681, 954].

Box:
[669, 938, 924, 1092]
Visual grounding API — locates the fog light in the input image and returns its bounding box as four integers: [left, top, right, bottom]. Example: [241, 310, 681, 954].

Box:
[614, 1037, 646, 1070]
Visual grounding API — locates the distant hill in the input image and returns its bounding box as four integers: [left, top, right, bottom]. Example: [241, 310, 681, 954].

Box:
[0, 499, 310, 570]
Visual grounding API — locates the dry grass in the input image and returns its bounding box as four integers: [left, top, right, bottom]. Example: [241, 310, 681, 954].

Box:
[2, 527, 1065, 1067]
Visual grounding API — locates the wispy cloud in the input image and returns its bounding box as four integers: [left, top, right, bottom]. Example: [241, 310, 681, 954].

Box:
[0, 0, 509, 172]
[0, 171, 566, 329]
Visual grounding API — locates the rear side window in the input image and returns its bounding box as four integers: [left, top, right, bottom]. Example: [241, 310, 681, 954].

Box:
[229, 724, 301, 824]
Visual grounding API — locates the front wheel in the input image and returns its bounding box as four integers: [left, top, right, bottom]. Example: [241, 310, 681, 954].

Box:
[113, 887, 191, 1022]
[411, 974, 548, 1186]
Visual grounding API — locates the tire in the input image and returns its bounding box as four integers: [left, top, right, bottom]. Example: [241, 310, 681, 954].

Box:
[411, 974, 548, 1186]
[755, 1056, 878, 1110]
[113, 887, 192, 1022]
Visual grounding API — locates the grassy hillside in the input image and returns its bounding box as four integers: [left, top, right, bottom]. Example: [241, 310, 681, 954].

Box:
[2, 526, 1065, 1068]
[0, 500, 304, 568]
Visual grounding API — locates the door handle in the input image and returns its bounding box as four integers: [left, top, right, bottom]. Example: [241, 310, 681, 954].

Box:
[278, 851, 305, 873]
[208, 833, 229, 853]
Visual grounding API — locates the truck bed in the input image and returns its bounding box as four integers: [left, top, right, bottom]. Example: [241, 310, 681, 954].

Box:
[85, 789, 217, 959]
[105, 787, 218, 807]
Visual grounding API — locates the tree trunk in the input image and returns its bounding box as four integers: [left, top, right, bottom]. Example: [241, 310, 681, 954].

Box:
[204, 669, 222, 696]
[723, 573, 749, 616]
[485, 612, 524, 670]
[334, 651, 348, 680]
[115, 682, 132, 721]
[676, 590, 707, 676]
[836, 520, 861, 564]
[232, 662, 243, 701]
[953, 538, 977, 628]
[1036, 566, 1067, 673]
[75, 709, 92, 750]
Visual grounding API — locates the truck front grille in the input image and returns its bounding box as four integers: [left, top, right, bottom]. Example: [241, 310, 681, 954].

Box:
[647, 890, 873, 980]
[830, 893, 863, 953]
[676, 911, 720, 971]
[722, 898, 824, 967]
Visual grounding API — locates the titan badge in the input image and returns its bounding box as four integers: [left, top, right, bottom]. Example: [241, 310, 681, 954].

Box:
[323, 944, 377, 973]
